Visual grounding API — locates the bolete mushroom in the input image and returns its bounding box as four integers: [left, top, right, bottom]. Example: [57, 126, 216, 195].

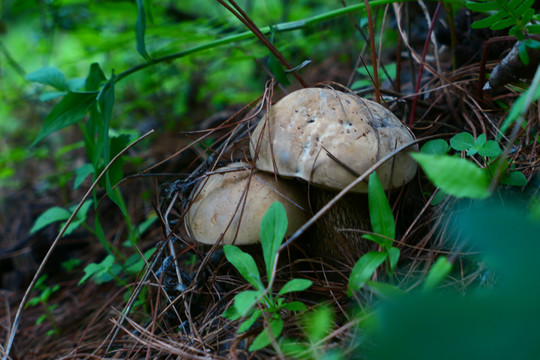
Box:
[185, 162, 308, 246]
[249, 88, 418, 263]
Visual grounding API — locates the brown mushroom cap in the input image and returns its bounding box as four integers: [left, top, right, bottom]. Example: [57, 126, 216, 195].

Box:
[250, 88, 418, 193]
[185, 162, 308, 245]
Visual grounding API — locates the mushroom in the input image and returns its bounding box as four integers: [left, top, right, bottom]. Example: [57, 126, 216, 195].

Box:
[185, 162, 308, 246]
[249, 88, 418, 263]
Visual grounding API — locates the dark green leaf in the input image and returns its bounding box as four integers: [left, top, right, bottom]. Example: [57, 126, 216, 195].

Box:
[32, 91, 98, 145]
[278, 278, 312, 295]
[411, 153, 491, 199]
[348, 251, 387, 296]
[26, 67, 67, 90]
[492, 18, 518, 31]
[135, 0, 151, 61]
[466, 1, 499, 12]
[471, 11, 505, 29]
[224, 245, 263, 290]
[518, 41, 530, 65]
[85, 63, 107, 91]
[268, 53, 290, 86]
[387, 246, 400, 273]
[368, 172, 395, 245]
[499, 171, 528, 186]
[260, 202, 288, 279]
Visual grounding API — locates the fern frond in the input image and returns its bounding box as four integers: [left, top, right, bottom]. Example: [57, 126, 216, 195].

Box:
[466, 0, 538, 33]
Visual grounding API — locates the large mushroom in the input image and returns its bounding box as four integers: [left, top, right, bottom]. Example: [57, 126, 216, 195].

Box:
[249, 88, 418, 264]
[185, 162, 308, 246]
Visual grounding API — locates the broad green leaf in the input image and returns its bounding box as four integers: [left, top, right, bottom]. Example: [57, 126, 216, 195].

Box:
[423, 256, 452, 291]
[30, 207, 71, 233]
[368, 172, 395, 245]
[475, 133, 487, 148]
[32, 91, 98, 145]
[222, 304, 241, 321]
[135, 0, 151, 61]
[78, 254, 115, 285]
[500, 171, 528, 186]
[238, 309, 262, 332]
[282, 301, 307, 312]
[26, 67, 67, 90]
[63, 200, 93, 236]
[260, 202, 288, 279]
[348, 251, 387, 296]
[249, 317, 284, 351]
[450, 132, 475, 151]
[303, 305, 334, 343]
[420, 139, 450, 155]
[223, 245, 263, 290]
[233, 290, 263, 317]
[411, 153, 491, 199]
[278, 278, 312, 295]
[478, 140, 502, 157]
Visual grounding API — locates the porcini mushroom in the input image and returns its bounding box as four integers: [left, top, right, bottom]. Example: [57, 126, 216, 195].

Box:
[249, 88, 418, 263]
[185, 162, 308, 246]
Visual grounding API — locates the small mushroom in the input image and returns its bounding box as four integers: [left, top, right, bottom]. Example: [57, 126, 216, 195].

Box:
[185, 162, 308, 246]
[250, 88, 418, 263]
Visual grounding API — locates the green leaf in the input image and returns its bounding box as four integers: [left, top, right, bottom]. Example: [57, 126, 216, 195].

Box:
[278, 278, 312, 295]
[363, 233, 391, 247]
[26, 67, 67, 91]
[238, 309, 262, 332]
[63, 200, 93, 236]
[79, 255, 116, 285]
[420, 139, 450, 155]
[224, 245, 263, 290]
[387, 246, 400, 273]
[282, 301, 307, 312]
[423, 257, 453, 291]
[491, 18, 517, 31]
[478, 140, 502, 157]
[466, 1, 499, 12]
[30, 207, 71, 233]
[135, 0, 151, 61]
[499, 171, 528, 186]
[249, 317, 284, 351]
[471, 10, 505, 29]
[450, 132, 475, 151]
[411, 153, 491, 199]
[85, 63, 107, 91]
[260, 202, 288, 279]
[303, 305, 334, 343]
[268, 53, 290, 86]
[348, 251, 387, 296]
[518, 41, 530, 65]
[368, 172, 395, 246]
[32, 91, 98, 145]
[366, 280, 405, 298]
[74, 163, 94, 189]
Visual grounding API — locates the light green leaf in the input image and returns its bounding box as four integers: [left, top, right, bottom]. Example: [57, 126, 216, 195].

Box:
[423, 256, 453, 291]
[278, 278, 312, 295]
[348, 251, 387, 296]
[30, 207, 71, 233]
[282, 301, 307, 312]
[249, 317, 284, 351]
[411, 153, 491, 199]
[478, 140, 502, 157]
[223, 245, 263, 290]
[238, 309, 262, 332]
[233, 290, 263, 317]
[260, 202, 288, 279]
[26, 67, 67, 90]
[303, 305, 334, 343]
[368, 172, 395, 246]
[387, 246, 400, 273]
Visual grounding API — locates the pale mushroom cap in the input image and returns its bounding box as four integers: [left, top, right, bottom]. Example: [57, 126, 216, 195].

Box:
[185, 162, 308, 245]
[250, 88, 418, 192]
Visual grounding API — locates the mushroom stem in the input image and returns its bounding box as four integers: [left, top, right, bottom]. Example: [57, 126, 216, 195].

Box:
[307, 188, 373, 266]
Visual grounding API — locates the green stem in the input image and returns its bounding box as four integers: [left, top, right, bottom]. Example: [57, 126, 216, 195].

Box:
[115, 0, 428, 83]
